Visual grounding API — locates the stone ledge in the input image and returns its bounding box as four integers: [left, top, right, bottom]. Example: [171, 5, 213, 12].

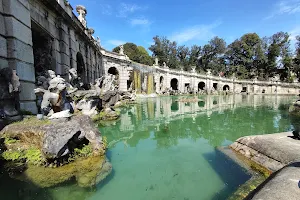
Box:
[245, 163, 300, 200]
[230, 132, 300, 172]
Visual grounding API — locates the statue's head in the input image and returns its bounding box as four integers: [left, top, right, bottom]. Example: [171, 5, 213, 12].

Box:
[69, 68, 78, 78]
[49, 76, 66, 91]
[47, 70, 56, 79]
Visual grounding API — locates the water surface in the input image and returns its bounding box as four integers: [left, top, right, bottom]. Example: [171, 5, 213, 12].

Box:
[0, 95, 296, 200]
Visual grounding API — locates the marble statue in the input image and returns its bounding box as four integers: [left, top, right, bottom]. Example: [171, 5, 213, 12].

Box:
[163, 62, 167, 68]
[154, 58, 159, 66]
[0, 68, 22, 128]
[119, 45, 124, 55]
[76, 5, 87, 28]
[96, 36, 101, 46]
[34, 71, 74, 118]
[206, 69, 212, 76]
[68, 68, 82, 90]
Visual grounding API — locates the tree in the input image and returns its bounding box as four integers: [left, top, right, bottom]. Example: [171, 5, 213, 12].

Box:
[226, 33, 265, 79]
[177, 45, 190, 70]
[265, 32, 291, 80]
[113, 43, 153, 65]
[199, 37, 226, 75]
[293, 36, 300, 81]
[189, 45, 201, 67]
[149, 36, 179, 69]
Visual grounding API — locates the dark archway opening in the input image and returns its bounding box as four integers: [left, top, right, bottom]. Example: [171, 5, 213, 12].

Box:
[76, 52, 85, 83]
[127, 71, 134, 90]
[242, 87, 247, 92]
[171, 78, 178, 90]
[159, 76, 164, 90]
[213, 83, 218, 90]
[198, 82, 205, 90]
[108, 67, 119, 76]
[223, 85, 230, 91]
[31, 21, 54, 77]
[198, 101, 205, 107]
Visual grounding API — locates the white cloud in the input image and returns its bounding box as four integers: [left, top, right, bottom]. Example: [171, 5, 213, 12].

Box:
[117, 3, 145, 18]
[289, 26, 300, 41]
[169, 21, 222, 44]
[107, 40, 126, 46]
[265, 0, 300, 20]
[130, 18, 150, 26]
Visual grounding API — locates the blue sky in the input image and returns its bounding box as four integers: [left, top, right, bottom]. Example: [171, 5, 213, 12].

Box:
[69, 0, 300, 52]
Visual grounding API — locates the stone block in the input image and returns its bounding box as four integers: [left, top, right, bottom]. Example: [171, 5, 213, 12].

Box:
[5, 16, 32, 45]
[19, 81, 36, 101]
[0, 0, 3, 12]
[7, 38, 34, 63]
[2, 0, 31, 27]
[0, 57, 8, 69]
[20, 101, 38, 114]
[12, 61, 35, 82]
[0, 35, 7, 57]
[60, 52, 70, 66]
[0, 14, 5, 36]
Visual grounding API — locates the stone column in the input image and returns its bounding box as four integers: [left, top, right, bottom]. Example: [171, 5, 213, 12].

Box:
[2, 0, 37, 113]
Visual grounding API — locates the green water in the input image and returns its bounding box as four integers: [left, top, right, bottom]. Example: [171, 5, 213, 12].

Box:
[0, 95, 296, 200]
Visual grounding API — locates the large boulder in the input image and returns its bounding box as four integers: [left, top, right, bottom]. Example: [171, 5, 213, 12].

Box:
[0, 115, 105, 161]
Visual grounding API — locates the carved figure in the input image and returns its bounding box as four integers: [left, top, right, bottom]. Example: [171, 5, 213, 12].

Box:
[35, 72, 74, 118]
[119, 45, 124, 55]
[0, 68, 22, 127]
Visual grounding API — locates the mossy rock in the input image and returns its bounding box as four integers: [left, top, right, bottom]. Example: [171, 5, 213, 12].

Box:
[1, 115, 106, 166]
[15, 156, 112, 188]
[92, 110, 120, 122]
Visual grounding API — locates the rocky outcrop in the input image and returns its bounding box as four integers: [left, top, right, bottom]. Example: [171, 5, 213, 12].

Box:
[230, 132, 300, 172]
[0, 115, 106, 161]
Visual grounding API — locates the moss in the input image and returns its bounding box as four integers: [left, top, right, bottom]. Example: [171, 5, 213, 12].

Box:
[22, 156, 107, 188]
[2, 147, 45, 166]
[92, 110, 120, 122]
[4, 137, 18, 145]
[11, 117, 51, 127]
[20, 110, 34, 115]
[228, 175, 266, 200]
[74, 144, 93, 158]
[24, 148, 46, 166]
[2, 150, 24, 161]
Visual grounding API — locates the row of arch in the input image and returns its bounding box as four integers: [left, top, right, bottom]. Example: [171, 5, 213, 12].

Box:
[160, 77, 230, 91]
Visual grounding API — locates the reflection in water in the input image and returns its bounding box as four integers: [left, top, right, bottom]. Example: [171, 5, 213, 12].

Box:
[0, 95, 296, 200]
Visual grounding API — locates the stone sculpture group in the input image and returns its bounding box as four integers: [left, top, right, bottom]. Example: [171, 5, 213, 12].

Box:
[33, 68, 136, 120]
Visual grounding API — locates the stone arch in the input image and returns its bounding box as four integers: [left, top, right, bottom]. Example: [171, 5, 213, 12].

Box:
[223, 85, 230, 91]
[213, 83, 218, 90]
[170, 78, 178, 90]
[108, 67, 119, 76]
[76, 52, 85, 81]
[198, 82, 205, 90]
[159, 76, 164, 90]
